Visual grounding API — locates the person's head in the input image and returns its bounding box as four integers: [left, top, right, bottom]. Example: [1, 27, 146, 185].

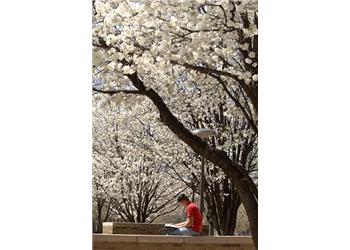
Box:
[177, 193, 191, 208]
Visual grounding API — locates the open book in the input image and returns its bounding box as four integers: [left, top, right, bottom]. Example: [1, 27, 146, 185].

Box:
[164, 223, 180, 229]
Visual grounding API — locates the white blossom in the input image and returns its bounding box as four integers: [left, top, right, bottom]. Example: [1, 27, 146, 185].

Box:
[105, 34, 117, 45]
[93, 50, 104, 66]
[107, 61, 116, 71]
[249, 52, 256, 58]
[122, 65, 135, 74]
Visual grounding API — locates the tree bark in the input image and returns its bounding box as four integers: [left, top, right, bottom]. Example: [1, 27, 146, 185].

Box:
[205, 183, 241, 236]
[96, 199, 104, 233]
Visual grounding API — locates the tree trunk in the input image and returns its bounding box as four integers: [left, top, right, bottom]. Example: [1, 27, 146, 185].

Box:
[96, 202, 103, 233]
[205, 181, 241, 236]
[223, 191, 240, 235]
[224, 202, 239, 235]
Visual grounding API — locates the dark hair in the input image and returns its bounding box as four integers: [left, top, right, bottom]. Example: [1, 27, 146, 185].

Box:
[177, 194, 190, 203]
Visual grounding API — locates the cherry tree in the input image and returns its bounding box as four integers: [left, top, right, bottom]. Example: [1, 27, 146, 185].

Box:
[93, 179, 112, 232]
[155, 101, 257, 235]
[92, 0, 258, 247]
[92, 167, 112, 232]
[93, 95, 187, 223]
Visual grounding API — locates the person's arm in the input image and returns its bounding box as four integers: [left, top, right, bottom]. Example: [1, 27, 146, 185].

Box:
[175, 216, 193, 228]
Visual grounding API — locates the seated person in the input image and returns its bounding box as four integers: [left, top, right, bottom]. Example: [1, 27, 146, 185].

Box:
[167, 194, 203, 236]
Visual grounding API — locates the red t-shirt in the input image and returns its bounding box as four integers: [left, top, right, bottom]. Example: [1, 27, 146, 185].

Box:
[186, 202, 203, 233]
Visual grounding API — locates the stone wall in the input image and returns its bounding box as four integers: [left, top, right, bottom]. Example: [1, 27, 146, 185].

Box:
[103, 222, 209, 236]
[93, 234, 255, 250]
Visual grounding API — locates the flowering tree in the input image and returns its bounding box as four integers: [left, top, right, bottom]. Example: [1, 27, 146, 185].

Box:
[93, 182, 111, 232]
[92, 169, 112, 232]
[92, 0, 258, 247]
[93, 96, 187, 223]
[160, 101, 257, 235]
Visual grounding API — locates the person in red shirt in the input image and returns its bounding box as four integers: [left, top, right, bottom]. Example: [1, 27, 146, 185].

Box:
[167, 194, 203, 236]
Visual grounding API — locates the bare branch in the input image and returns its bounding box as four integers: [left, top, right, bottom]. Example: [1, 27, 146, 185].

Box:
[93, 87, 142, 95]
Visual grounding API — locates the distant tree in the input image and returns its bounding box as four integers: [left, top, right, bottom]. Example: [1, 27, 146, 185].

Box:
[93, 97, 187, 223]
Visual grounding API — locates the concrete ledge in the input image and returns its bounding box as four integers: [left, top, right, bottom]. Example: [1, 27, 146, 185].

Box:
[94, 234, 137, 243]
[137, 235, 184, 243]
[103, 222, 210, 235]
[93, 234, 253, 246]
